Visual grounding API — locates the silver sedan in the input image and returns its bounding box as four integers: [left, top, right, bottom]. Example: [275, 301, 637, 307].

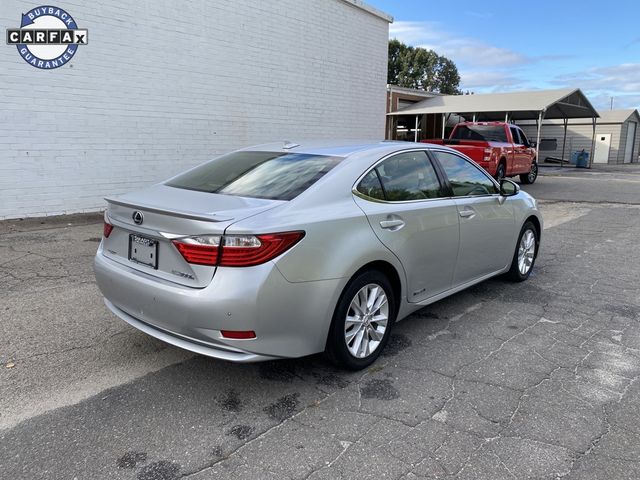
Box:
[94, 141, 542, 369]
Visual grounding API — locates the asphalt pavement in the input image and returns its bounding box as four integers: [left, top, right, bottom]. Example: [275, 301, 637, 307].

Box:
[1, 166, 640, 479]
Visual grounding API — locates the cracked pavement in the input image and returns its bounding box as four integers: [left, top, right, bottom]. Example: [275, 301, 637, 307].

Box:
[1, 167, 640, 479]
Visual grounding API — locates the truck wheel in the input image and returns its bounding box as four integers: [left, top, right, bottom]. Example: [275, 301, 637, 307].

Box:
[495, 161, 506, 181]
[520, 161, 538, 184]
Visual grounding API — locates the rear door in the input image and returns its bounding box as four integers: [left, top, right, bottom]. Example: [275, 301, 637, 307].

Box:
[509, 126, 528, 173]
[353, 150, 459, 302]
[430, 150, 516, 286]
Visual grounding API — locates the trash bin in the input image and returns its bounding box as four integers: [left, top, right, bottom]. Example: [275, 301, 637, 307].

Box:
[571, 150, 589, 168]
[576, 150, 589, 168]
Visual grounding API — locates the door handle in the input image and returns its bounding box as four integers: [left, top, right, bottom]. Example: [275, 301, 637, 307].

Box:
[459, 209, 475, 218]
[379, 219, 405, 229]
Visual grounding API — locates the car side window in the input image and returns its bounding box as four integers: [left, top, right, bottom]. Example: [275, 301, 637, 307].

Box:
[519, 129, 531, 147]
[433, 151, 499, 197]
[510, 126, 522, 145]
[356, 170, 385, 200]
[377, 151, 443, 201]
[356, 151, 444, 202]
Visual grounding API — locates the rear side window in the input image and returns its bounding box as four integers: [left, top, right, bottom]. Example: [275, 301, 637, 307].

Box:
[451, 125, 508, 143]
[356, 151, 444, 201]
[166, 151, 343, 201]
[510, 127, 522, 144]
[433, 151, 498, 197]
[356, 170, 385, 200]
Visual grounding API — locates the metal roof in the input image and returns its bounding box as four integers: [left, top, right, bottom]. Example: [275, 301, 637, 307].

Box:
[388, 88, 599, 120]
[595, 109, 640, 124]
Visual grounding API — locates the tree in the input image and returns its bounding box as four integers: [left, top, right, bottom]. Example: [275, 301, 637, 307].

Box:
[388, 39, 461, 94]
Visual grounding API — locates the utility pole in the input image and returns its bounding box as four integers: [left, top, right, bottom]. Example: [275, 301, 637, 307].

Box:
[610, 97, 614, 110]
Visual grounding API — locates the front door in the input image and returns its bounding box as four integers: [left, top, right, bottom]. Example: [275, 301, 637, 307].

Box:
[593, 134, 611, 164]
[510, 126, 529, 173]
[624, 122, 637, 163]
[430, 150, 516, 286]
[353, 150, 460, 302]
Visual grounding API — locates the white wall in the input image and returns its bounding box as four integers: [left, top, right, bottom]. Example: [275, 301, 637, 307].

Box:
[0, 0, 390, 219]
[519, 121, 622, 164]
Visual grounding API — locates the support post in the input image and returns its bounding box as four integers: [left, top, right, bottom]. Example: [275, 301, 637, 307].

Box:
[472, 113, 477, 122]
[414, 115, 419, 143]
[441, 113, 446, 139]
[535, 110, 545, 167]
[589, 117, 596, 168]
[505, 112, 509, 123]
[560, 117, 568, 168]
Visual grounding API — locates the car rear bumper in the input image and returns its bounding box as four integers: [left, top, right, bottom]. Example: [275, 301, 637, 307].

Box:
[94, 244, 345, 360]
[103, 299, 277, 362]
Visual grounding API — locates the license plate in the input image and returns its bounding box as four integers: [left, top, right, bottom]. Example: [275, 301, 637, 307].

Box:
[129, 234, 158, 269]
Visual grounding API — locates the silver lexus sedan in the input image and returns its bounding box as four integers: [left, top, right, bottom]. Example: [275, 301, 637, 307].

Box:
[94, 141, 542, 369]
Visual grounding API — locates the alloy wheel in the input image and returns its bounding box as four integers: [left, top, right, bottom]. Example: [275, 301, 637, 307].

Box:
[344, 283, 389, 358]
[517, 229, 536, 275]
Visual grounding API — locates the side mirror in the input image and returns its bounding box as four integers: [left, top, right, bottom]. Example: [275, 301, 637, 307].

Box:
[500, 179, 520, 196]
[530, 141, 537, 148]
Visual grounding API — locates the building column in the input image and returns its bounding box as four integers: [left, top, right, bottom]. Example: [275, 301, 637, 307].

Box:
[535, 110, 545, 167]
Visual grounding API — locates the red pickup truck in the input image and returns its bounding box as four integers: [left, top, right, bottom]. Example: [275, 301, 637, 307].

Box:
[423, 122, 538, 184]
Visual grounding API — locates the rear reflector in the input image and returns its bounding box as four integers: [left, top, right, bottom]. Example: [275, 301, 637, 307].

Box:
[103, 221, 114, 238]
[221, 330, 256, 339]
[173, 231, 304, 267]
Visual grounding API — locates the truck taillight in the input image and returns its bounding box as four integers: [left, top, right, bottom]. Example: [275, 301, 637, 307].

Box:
[103, 221, 114, 238]
[173, 231, 304, 267]
[483, 148, 492, 162]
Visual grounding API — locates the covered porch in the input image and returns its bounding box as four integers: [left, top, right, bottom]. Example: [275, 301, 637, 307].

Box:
[387, 88, 600, 168]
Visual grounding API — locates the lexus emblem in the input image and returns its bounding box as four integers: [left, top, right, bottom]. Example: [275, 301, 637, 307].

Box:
[132, 211, 144, 225]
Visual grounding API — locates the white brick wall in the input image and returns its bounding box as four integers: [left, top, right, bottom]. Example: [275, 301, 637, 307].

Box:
[0, 0, 390, 219]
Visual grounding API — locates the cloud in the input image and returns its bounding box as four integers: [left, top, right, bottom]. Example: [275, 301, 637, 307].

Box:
[389, 21, 528, 68]
[387, 21, 640, 110]
[464, 10, 493, 19]
[459, 71, 527, 91]
[588, 93, 640, 110]
[550, 63, 640, 109]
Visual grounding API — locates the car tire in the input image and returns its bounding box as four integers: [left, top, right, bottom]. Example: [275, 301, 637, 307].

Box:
[495, 161, 506, 181]
[507, 221, 539, 282]
[325, 270, 396, 370]
[520, 161, 538, 184]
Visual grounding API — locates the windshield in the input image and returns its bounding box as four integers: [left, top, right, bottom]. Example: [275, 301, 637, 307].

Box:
[166, 151, 343, 201]
[451, 125, 508, 143]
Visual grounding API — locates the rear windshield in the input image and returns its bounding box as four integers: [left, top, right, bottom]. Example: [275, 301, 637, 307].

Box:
[166, 151, 343, 201]
[451, 125, 508, 143]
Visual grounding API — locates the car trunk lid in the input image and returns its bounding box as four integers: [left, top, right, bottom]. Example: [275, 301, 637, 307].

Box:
[102, 184, 284, 288]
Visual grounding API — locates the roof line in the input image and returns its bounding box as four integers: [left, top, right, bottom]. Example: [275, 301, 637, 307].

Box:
[338, 0, 393, 22]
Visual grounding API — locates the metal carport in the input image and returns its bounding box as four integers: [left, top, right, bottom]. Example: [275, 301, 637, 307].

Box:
[387, 88, 600, 167]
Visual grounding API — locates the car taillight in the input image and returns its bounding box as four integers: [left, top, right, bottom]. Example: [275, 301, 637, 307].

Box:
[172, 235, 221, 266]
[103, 221, 114, 238]
[483, 148, 492, 162]
[173, 231, 304, 267]
[220, 232, 304, 267]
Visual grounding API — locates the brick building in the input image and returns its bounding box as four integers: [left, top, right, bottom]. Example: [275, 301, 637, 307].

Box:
[0, 0, 391, 218]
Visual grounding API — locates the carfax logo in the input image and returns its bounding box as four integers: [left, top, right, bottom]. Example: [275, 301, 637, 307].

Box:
[6, 5, 87, 69]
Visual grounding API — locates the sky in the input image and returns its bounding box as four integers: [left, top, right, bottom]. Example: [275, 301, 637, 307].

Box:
[366, 0, 640, 111]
